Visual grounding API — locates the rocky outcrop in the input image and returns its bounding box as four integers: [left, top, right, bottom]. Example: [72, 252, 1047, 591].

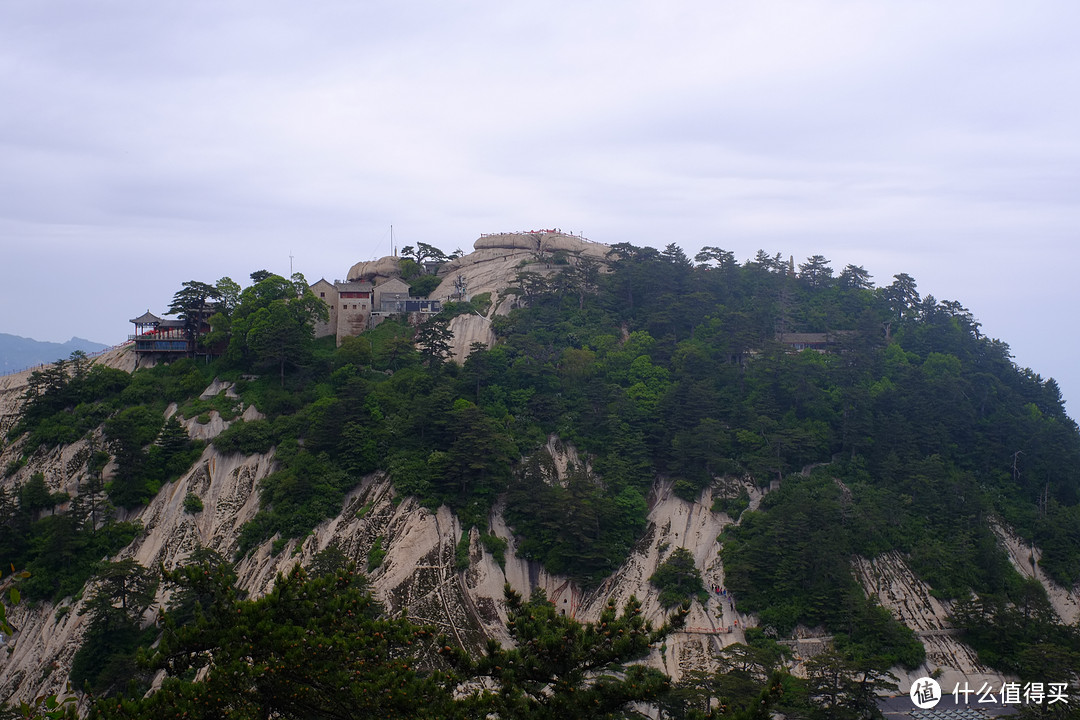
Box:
[446, 314, 496, 362]
[0, 403, 745, 702]
[346, 255, 405, 283]
[0, 368, 32, 438]
[336, 232, 610, 361]
[466, 231, 609, 259]
[0, 446, 278, 703]
[432, 232, 610, 360]
[437, 232, 609, 307]
[853, 552, 996, 693]
[992, 520, 1080, 624]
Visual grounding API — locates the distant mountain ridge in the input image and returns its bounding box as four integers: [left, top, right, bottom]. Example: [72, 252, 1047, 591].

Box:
[0, 333, 109, 374]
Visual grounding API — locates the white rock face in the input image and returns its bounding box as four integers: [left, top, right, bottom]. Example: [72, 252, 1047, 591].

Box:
[588, 481, 743, 682]
[446, 314, 496, 362]
[0, 414, 742, 701]
[0, 444, 277, 703]
[0, 367, 33, 436]
[992, 520, 1080, 624]
[852, 552, 996, 693]
[433, 232, 612, 360]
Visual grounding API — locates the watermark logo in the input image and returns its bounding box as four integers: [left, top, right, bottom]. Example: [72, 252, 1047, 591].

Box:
[910, 677, 942, 709]
[952, 681, 1069, 706]
[910, 679, 1070, 709]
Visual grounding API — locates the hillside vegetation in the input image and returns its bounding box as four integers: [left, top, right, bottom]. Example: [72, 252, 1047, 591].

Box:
[3, 244, 1080, 715]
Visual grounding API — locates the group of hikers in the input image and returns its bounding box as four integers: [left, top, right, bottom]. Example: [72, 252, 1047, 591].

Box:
[709, 583, 739, 629]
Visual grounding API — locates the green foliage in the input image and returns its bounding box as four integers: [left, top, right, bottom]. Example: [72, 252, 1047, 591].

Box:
[951, 580, 1080, 680]
[469, 291, 492, 316]
[720, 472, 925, 668]
[459, 586, 681, 718]
[16, 519, 143, 604]
[211, 418, 278, 455]
[0, 564, 27, 636]
[650, 547, 708, 608]
[18, 473, 60, 514]
[70, 559, 159, 696]
[505, 462, 646, 586]
[1036, 501, 1080, 587]
[712, 486, 750, 520]
[397, 256, 423, 279]
[0, 469, 143, 603]
[182, 493, 203, 514]
[455, 531, 471, 571]
[408, 273, 443, 297]
[224, 273, 329, 386]
[119, 358, 208, 407]
[307, 541, 350, 580]
[437, 292, 491, 320]
[480, 532, 508, 568]
[3, 456, 26, 478]
[105, 409, 202, 509]
[5, 357, 214, 516]
[414, 316, 454, 366]
[664, 639, 795, 719]
[8, 355, 132, 452]
[89, 560, 460, 720]
[87, 563, 683, 717]
[367, 535, 386, 572]
[401, 241, 450, 266]
[235, 447, 355, 556]
[334, 335, 373, 369]
[804, 645, 898, 720]
[8, 252, 1078, 690]
[177, 390, 241, 422]
[367, 318, 419, 371]
[166, 280, 220, 352]
[2, 693, 79, 720]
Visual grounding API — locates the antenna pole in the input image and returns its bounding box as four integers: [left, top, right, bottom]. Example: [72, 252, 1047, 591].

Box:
[289, 252, 294, 276]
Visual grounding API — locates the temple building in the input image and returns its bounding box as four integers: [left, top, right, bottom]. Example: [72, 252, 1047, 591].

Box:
[128, 311, 194, 355]
[310, 274, 441, 346]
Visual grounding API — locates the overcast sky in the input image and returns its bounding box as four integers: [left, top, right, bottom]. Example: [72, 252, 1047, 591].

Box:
[2, 1, 1078, 414]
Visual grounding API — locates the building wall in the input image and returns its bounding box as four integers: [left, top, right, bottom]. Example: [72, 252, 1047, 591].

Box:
[335, 301, 371, 346]
[333, 281, 373, 346]
[373, 277, 411, 310]
[311, 279, 338, 339]
[312, 275, 434, 346]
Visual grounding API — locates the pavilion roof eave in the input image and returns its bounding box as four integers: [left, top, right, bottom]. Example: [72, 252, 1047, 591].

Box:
[130, 310, 162, 324]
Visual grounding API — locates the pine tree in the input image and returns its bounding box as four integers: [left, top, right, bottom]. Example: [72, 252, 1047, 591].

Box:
[90, 561, 461, 720]
[166, 281, 220, 353]
[71, 560, 158, 695]
[460, 585, 683, 718]
[414, 316, 454, 367]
